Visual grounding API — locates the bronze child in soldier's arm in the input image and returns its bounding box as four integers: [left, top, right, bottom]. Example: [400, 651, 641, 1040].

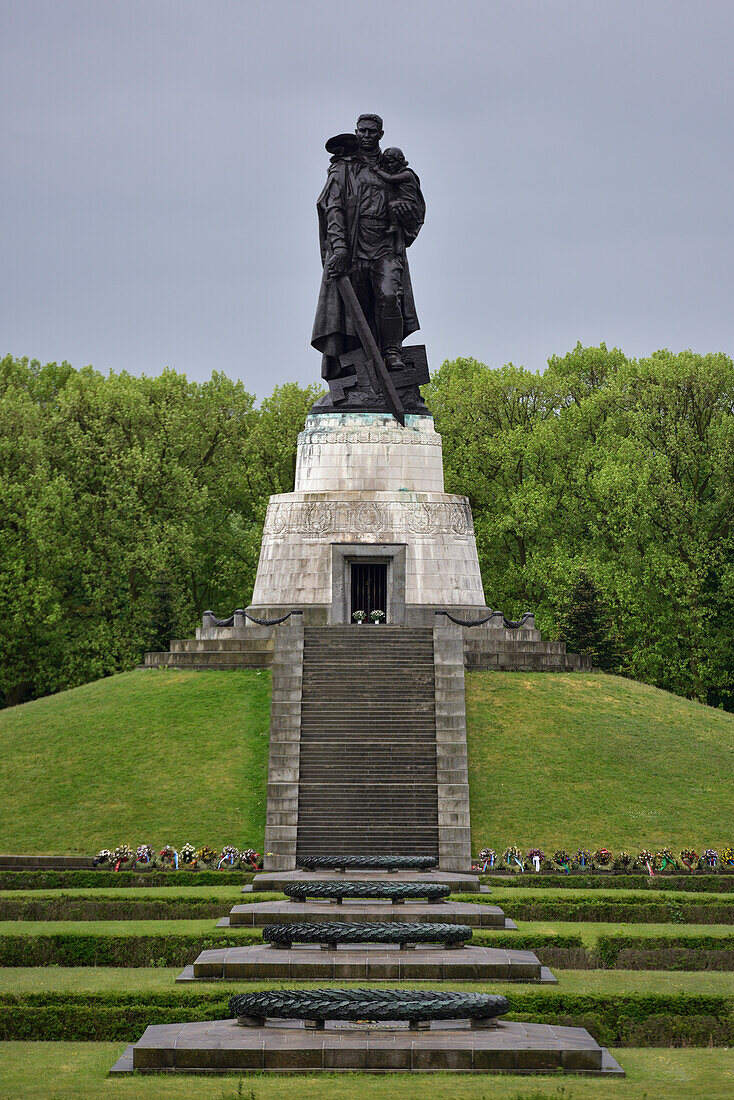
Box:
[374, 147, 421, 244]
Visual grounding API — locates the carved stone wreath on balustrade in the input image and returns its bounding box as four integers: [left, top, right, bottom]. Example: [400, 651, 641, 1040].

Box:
[283, 880, 450, 904]
[262, 921, 472, 949]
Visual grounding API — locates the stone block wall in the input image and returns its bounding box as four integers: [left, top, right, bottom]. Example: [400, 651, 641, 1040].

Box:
[262, 616, 304, 870]
[433, 618, 472, 870]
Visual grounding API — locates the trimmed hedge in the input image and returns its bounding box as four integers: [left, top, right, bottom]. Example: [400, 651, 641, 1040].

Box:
[496, 898, 734, 924]
[480, 874, 734, 892]
[2, 928, 732, 969]
[597, 933, 734, 971]
[0, 990, 731, 1047]
[0, 896, 236, 921]
[0, 870, 254, 890]
[0, 931, 260, 967]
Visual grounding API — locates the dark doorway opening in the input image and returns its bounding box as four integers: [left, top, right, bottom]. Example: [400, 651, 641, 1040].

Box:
[350, 562, 388, 622]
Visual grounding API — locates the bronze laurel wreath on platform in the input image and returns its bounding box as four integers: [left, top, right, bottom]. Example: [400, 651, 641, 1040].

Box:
[262, 921, 472, 946]
[283, 880, 450, 902]
[296, 855, 438, 871]
[229, 989, 510, 1023]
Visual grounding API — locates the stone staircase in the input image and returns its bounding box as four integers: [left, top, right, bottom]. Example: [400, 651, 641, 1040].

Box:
[295, 626, 439, 860]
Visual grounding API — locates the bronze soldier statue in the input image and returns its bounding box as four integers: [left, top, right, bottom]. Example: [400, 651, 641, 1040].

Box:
[311, 113, 429, 417]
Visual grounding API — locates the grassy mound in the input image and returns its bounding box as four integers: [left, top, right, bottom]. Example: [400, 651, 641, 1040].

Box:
[0, 671, 270, 853]
[1, 668, 732, 855]
[467, 672, 734, 851]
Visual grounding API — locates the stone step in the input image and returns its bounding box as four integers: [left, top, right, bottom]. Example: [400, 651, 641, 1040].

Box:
[143, 652, 270, 669]
[224, 899, 511, 929]
[177, 943, 554, 983]
[170, 639, 273, 654]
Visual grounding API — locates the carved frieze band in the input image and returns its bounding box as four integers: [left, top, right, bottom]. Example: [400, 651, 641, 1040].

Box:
[264, 499, 474, 538]
[298, 428, 442, 448]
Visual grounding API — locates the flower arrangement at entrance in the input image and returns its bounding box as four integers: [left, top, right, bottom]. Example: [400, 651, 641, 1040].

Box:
[680, 848, 698, 871]
[575, 847, 591, 869]
[352, 610, 367, 623]
[527, 847, 545, 872]
[157, 845, 179, 869]
[702, 848, 719, 868]
[654, 848, 678, 871]
[91, 843, 262, 871]
[502, 845, 526, 872]
[593, 847, 613, 868]
[637, 849, 655, 876]
[477, 848, 496, 872]
[552, 849, 572, 874]
[111, 844, 132, 871]
[195, 847, 218, 867]
[370, 609, 385, 623]
[218, 845, 240, 868]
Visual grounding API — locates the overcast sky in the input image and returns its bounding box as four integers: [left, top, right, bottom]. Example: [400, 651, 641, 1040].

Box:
[2, 1, 733, 396]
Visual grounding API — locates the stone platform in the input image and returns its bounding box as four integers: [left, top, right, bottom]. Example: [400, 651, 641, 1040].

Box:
[176, 943, 555, 982]
[250, 869, 485, 894]
[110, 1019, 624, 1075]
[220, 900, 515, 930]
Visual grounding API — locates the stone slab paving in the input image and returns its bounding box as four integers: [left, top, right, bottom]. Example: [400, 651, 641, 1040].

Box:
[174, 944, 556, 983]
[221, 900, 514, 929]
[251, 870, 484, 893]
[109, 1019, 624, 1075]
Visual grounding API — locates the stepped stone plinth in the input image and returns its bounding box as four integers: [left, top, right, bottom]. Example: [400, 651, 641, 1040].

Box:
[251, 869, 485, 894]
[111, 1019, 623, 1076]
[176, 943, 555, 983]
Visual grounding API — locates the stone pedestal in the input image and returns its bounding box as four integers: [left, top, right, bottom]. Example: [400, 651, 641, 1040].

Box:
[111, 1019, 624, 1076]
[249, 412, 488, 624]
[176, 944, 556, 983]
[218, 899, 515, 930]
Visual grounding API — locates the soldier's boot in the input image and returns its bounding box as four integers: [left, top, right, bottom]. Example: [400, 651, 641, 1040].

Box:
[379, 313, 407, 371]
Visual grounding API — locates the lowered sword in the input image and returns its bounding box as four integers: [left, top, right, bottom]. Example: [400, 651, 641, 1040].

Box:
[335, 274, 406, 427]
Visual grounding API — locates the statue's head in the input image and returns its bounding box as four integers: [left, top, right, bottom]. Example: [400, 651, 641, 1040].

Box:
[381, 147, 408, 173]
[355, 113, 383, 154]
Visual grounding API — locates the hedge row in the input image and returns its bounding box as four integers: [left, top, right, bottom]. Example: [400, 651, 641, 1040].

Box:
[3, 894, 730, 924]
[0, 897, 231, 921]
[1, 990, 731, 1047]
[0, 931, 259, 967]
[596, 933, 734, 969]
[0, 870, 255, 891]
[1, 929, 732, 969]
[497, 899, 734, 924]
[479, 874, 734, 892]
[1, 870, 731, 892]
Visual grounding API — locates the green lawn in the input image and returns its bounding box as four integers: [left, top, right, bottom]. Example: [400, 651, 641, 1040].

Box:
[0, 670, 271, 853]
[466, 672, 734, 851]
[0, 1045, 732, 1099]
[1, 668, 733, 855]
[1, 916, 731, 947]
[1, 966, 731, 995]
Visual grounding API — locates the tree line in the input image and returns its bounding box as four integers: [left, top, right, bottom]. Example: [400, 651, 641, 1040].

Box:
[2, 344, 734, 709]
